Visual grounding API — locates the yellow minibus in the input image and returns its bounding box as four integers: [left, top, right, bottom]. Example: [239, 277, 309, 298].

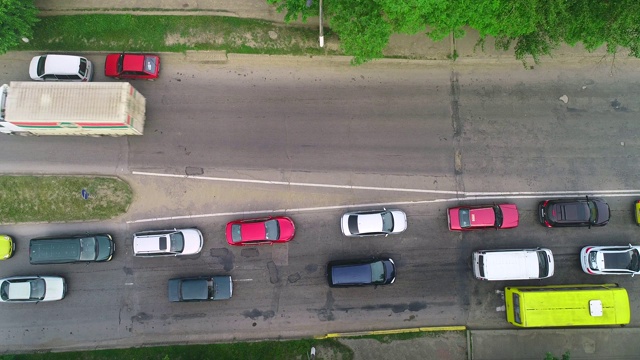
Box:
[505, 284, 630, 327]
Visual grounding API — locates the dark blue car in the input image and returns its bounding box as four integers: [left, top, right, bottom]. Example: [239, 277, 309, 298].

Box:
[327, 257, 396, 287]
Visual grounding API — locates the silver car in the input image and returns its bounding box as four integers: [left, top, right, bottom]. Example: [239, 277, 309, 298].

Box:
[341, 209, 407, 237]
[580, 244, 640, 276]
[133, 228, 203, 257]
[0, 276, 66, 303]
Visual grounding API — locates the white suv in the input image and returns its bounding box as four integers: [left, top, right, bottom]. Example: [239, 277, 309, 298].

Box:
[29, 54, 93, 81]
[133, 228, 203, 257]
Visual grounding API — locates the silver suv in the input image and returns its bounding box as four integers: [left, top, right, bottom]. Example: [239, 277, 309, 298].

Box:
[133, 228, 203, 257]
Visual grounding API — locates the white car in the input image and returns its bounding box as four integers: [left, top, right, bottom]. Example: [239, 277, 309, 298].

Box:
[580, 244, 640, 276]
[133, 228, 203, 257]
[29, 54, 93, 81]
[341, 209, 407, 237]
[0, 276, 66, 303]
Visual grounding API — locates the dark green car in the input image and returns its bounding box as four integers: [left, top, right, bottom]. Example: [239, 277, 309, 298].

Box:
[168, 276, 233, 302]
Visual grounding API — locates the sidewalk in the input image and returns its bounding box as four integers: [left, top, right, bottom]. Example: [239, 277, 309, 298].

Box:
[34, 0, 618, 62]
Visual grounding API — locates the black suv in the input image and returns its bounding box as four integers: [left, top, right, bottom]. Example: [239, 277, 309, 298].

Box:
[538, 197, 610, 228]
[327, 257, 396, 287]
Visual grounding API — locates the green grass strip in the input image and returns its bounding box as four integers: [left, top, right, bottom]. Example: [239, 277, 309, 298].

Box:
[16, 15, 338, 56]
[0, 176, 132, 223]
[0, 338, 353, 360]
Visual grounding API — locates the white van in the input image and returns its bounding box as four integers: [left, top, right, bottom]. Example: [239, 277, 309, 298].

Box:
[472, 248, 554, 281]
[29, 54, 93, 82]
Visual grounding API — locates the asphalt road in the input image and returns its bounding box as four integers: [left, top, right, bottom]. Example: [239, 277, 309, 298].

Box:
[1, 52, 640, 351]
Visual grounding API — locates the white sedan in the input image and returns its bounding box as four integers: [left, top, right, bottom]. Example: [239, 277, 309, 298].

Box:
[0, 276, 66, 303]
[580, 244, 640, 276]
[133, 228, 203, 257]
[341, 209, 407, 237]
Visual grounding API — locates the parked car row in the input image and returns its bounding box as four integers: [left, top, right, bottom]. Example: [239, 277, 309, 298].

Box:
[28, 53, 161, 82]
[0, 197, 634, 302]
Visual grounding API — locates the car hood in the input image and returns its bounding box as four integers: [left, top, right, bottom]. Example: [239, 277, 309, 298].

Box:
[390, 210, 407, 233]
[42, 277, 65, 301]
[498, 204, 519, 228]
[181, 229, 203, 255]
[212, 276, 233, 300]
[28, 56, 40, 79]
[277, 218, 296, 241]
[594, 200, 611, 225]
[448, 208, 461, 230]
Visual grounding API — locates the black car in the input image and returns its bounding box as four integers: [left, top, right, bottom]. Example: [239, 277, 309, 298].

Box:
[327, 257, 396, 287]
[538, 197, 610, 228]
[168, 276, 233, 302]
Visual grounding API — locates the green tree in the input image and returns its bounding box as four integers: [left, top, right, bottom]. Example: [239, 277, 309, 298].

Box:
[267, 0, 640, 65]
[0, 0, 39, 54]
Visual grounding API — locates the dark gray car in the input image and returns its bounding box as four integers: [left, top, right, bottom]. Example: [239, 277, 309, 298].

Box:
[327, 257, 396, 287]
[168, 276, 233, 302]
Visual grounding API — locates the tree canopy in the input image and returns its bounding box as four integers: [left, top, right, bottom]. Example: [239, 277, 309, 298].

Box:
[0, 0, 39, 54]
[267, 0, 640, 64]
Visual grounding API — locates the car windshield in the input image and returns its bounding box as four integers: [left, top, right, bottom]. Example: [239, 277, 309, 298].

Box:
[459, 209, 471, 228]
[587, 201, 598, 224]
[29, 279, 46, 300]
[264, 220, 280, 240]
[493, 206, 503, 228]
[537, 251, 550, 277]
[78, 58, 87, 77]
[96, 236, 112, 261]
[628, 249, 640, 272]
[169, 232, 185, 252]
[79, 237, 97, 261]
[370, 261, 386, 284]
[117, 54, 124, 73]
[381, 212, 394, 233]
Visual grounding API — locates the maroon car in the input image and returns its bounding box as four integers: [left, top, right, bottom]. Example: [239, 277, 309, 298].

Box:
[105, 53, 160, 80]
[226, 216, 295, 246]
[448, 204, 519, 231]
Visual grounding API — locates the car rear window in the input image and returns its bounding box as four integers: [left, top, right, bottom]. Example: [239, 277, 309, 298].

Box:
[78, 58, 87, 77]
[459, 209, 471, 228]
[169, 233, 184, 252]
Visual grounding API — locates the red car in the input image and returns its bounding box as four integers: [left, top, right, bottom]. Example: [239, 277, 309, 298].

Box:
[226, 216, 295, 246]
[104, 53, 160, 80]
[448, 204, 519, 231]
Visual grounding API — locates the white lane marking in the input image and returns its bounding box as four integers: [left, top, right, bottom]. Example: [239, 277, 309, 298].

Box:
[131, 171, 459, 195]
[128, 170, 640, 224]
[125, 283, 134, 286]
[126, 192, 640, 224]
[126, 199, 453, 224]
[233, 279, 253, 282]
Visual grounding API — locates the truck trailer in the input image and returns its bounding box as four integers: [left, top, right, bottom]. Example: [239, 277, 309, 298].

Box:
[0, 81, 146, 136]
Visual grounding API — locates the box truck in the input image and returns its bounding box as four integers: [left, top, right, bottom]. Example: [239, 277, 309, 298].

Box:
[0, 81, 145, 136]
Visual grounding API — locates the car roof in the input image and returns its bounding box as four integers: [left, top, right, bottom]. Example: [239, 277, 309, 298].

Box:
[134, 234, 169, 253]
[7, 281, 31, 300]
[468, 207, 496, 227]
[240, 222, 267, 241]
[351, 213, 382, 234]
[122, 54, 147, 72]
[551, 201, 589, 222]
[331, 263, 372, 285]
[181, 279, 209, 300]
[42, 55, 82, 75]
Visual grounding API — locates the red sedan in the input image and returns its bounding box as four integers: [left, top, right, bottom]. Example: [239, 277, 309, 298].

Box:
[105, 53, 160, 80]
[448, 204, 519, 231]
[226, 216, 295, 246]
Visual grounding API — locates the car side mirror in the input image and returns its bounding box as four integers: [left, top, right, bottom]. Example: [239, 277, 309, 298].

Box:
[385, 234, 389, 237]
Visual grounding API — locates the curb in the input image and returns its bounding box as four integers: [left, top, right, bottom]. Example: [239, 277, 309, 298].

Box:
[315, 325, 467, 339]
